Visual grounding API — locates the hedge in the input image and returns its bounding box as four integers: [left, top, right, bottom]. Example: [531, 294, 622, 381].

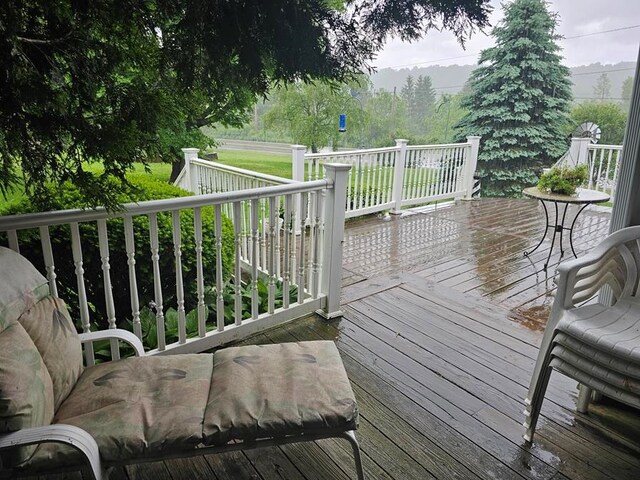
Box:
[1, 174, 235, 331]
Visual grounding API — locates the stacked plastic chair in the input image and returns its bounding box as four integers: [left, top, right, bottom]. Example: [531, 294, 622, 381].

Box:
[524, 225, 640, 442]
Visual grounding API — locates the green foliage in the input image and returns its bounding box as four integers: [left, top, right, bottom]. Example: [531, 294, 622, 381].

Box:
[426, 94, 469, 144]
[363, 90, 410, 147]
[1, 176, 234, 331]
[454, 0, 573, 197]
[1, 1, 490, 208]
[92, 278, 299, 357]
[593, 73, 612, 100]
[537, 165, 588, 195]
[264, 81, 364, 152]
[568, 102, 627, 145]
[401, 75, 436, 137]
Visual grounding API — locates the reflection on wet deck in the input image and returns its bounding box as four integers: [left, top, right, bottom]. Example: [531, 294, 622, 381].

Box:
[35, 198, 640, 480]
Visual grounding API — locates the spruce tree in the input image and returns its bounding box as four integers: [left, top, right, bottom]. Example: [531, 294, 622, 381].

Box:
[455, 0, 572, 197]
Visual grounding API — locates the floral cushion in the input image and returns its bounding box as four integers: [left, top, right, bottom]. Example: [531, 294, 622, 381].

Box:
[24, 353, 214, 468]
[0, 321, 55, 466]
[203, 340, 358, 445]
[17, 296, 83, 411]
[0, 247, 50, 330]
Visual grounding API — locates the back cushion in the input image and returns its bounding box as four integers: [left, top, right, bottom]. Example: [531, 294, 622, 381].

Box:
[18, 297, 83, 411]
[0, 246, 50, 331]
[0, 321, 55, 466]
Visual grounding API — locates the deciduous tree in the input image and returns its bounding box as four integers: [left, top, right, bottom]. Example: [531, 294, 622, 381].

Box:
[0, 0, 491, 209]
[454, 0, 572, 197]
[569, 101, 627, 145]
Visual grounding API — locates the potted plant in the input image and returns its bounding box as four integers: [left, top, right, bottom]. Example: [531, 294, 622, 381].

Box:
[537, 164, 588, 196]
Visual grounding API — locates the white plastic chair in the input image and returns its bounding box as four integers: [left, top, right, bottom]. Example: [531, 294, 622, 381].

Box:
[523, 225, 640, 442]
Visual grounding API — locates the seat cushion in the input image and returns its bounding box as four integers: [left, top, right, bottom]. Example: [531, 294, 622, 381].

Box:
[203, 340, 358, 446]
[25, 353, 214, 468]
[0, 321, 55, 466]
[18, 296, 83, 410]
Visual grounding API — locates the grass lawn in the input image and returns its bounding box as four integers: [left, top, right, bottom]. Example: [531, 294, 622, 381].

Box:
[0, 150, 292, 212]
[213, 150, 292, 179]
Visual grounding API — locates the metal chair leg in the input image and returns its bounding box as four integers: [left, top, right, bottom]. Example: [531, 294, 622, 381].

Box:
[577, 384, 592, 413]
[339, 430, 365, 480]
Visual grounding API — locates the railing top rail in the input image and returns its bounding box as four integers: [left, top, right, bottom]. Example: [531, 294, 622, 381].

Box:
[304, 146, 397, 159]
[406, 142, 471, 150]
[588, 144, 623, 150]
[0, 179, 330, 231]
[191, 158, 294, 184]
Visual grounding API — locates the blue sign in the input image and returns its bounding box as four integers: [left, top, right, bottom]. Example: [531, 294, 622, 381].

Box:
[339, 113, 346, 132]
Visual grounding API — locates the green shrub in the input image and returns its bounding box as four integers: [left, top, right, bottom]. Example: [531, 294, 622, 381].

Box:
[1, 174, 234, 331]
[537, 165, 588, 196]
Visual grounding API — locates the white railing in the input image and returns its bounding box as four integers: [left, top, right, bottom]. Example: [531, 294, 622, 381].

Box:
[556, 137, 622, 203]
[176, 148, 292, 194]
[295, 137, 481, 218]
[0, 165, 349, 361]
[587, 144, 622, 201]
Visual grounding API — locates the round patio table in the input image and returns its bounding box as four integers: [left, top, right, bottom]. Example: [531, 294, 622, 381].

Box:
[522, 187, 610, 270]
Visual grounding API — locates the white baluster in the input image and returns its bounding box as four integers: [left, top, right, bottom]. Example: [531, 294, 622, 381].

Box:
[172, 211, 186, 344]
[7, 230, 19, 253]
[39, 226, 58, 297]
[97, 220, 119, 360]
[193, 207, 206, 337]
[214, 205, 225, 332]
[297, 192, 308, 303]
[283, 195, 292, 309]
[250, 199, 260, 319]
[70, 222, 93, 365]
[313, 191, 324, 299]
[233, 202, 243, 326]
[123, 216, 141, 340]
[267, 196, 277, 314]
[148, 213, 165, 351]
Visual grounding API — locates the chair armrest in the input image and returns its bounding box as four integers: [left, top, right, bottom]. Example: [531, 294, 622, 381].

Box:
[0, 424, 103, 479]
[79, 329, 146, 357]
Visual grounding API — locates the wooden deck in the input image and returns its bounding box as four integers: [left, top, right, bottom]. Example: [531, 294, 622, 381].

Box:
[35, 198, 640, 479]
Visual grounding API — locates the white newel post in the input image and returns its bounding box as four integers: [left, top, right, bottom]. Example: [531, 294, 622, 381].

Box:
[567, 137, 591, 166]
[181, 148, 200, 194]
[391, 139, 408, 214]
[464, 135, 481, 200]
[318, 163, 350, 319]
[291, 145, 307, 233]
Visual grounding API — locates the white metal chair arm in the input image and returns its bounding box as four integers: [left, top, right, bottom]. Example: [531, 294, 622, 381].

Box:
[0, 424, 103, 479]
[79, 329, 146, 357]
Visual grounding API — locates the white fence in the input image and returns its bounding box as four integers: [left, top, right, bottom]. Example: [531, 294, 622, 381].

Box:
[558, 137, 623, 203]
[0, 166, 349, 361]
[296, 137, 480, 218]
[178, 139, 481, 220]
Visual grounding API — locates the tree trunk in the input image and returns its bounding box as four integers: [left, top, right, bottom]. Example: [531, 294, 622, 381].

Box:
[169, 158, 185, 183]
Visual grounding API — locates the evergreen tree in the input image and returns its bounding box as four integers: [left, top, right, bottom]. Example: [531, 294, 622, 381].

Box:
[454, 0, 572, 197]
[593, 73, 612, 101]
[415, 75, 437, 133]
[401, 76, 417, 127]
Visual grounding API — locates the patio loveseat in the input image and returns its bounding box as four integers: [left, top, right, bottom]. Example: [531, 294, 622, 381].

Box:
[0, 246, 364, 479]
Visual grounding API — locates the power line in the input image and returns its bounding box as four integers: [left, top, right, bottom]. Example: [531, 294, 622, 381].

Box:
[564, 24, 640, 40]
[380, 24, 640, 70]
[572, 67, 636, 76]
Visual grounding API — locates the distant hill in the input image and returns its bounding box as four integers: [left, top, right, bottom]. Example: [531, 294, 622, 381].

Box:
[371, 62, 636, 102]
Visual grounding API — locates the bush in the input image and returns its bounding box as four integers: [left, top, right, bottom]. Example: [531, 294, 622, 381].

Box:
[1, 175, 234, 331]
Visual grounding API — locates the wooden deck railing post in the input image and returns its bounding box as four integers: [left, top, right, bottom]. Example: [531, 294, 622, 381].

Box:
[181, 148, 200, 193]
[391, 139, 408, 214]
[464, 136, 481, 200]
[318, 163, 350, 319]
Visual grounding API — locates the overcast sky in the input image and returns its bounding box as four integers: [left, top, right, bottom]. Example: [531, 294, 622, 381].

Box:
[373, 0, 640, 70]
